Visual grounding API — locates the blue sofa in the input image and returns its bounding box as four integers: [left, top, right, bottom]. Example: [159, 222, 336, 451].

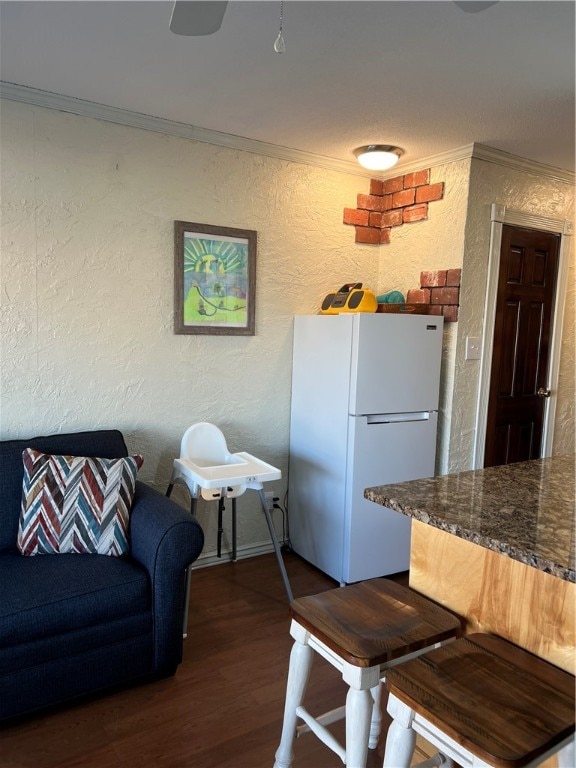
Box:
[0, 429, 204, 721]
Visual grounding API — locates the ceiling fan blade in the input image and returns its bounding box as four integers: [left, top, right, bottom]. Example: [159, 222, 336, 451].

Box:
[170, 1, 229, 36]
[454, 1, 498, 11]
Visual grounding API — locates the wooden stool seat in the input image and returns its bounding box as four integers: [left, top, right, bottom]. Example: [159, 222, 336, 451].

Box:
[273, 578, 462, 768]
[290, 578, 463, 668]
[384, 633, 576, 768]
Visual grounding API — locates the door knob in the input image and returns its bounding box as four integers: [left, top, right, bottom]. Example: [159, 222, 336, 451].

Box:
[537, 387, 551, 398]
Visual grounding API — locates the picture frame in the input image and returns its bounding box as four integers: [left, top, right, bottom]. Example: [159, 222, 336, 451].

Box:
[174, 221, 257, 335]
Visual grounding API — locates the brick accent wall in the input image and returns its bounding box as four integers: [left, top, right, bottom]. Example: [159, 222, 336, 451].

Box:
[407, 269, 461, 322]
[342, 170, 458, 321]
[343, 168, 444, 245]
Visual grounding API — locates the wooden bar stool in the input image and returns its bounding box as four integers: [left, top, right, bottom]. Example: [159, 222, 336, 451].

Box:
[383, 633, 575, 768]
[273, 578, 462, 768]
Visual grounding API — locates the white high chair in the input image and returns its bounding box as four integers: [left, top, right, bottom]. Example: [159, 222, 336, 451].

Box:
[166, 423, 293, 633]
[168, 423, 245, 561]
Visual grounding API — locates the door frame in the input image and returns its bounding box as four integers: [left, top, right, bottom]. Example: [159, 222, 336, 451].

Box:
[473, 204, 573, 468]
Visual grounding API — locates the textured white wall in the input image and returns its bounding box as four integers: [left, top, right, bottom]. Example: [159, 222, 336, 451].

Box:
[2, 100, 574, 562]
[1, 100, 381, 559]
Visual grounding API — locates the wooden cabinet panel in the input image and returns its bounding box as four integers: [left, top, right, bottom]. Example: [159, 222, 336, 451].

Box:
[409, 520, 575, 675]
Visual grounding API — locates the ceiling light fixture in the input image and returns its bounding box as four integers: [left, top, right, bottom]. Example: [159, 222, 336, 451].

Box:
[353, 145, 404, 171]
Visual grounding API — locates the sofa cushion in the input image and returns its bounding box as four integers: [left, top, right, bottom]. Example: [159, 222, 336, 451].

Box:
[0, 430, 129, 553]
[0, 610, 153, 676]
[0, 551, 150, 648]
[1, 633, 154, 720]
[18, 449, 143, 557]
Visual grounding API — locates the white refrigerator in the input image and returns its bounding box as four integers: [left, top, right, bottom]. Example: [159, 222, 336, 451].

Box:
[288, 313, 444, 584]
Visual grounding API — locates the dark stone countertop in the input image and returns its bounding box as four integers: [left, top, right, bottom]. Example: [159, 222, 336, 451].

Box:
[364, 454, 575, 583]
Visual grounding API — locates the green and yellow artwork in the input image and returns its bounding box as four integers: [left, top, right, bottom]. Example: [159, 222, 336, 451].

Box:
[183, 231, 249, 328]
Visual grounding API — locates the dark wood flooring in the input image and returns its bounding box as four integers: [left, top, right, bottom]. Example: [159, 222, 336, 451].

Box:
[0, 552, 418, 768]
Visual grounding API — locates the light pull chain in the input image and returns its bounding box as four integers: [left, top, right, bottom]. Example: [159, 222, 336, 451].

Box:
[273, 0, 286, 53]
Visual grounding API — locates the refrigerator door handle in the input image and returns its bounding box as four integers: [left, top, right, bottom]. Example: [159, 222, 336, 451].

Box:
[366, 412, 431, 424]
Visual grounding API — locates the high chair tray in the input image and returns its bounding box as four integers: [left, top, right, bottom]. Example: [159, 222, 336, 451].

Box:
[174, 452, 281, 489]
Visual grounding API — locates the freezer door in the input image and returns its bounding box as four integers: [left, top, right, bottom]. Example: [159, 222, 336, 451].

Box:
[349, 314, 444, 415]
[343, 412, 438, 583]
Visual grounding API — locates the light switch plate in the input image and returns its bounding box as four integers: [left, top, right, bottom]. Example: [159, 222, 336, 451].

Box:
[465, 336, 481, 360]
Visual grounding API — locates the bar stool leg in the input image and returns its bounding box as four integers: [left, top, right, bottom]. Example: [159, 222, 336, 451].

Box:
[274, 627, 314, 768]
[338, 659, 381, 767]
[345, 686, 373, 768]
[369, 682, 382, 749]
[383, 693, 417, 768]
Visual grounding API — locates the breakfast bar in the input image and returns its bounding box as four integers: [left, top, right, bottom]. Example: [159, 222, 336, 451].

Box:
[364, 454, 575, 675]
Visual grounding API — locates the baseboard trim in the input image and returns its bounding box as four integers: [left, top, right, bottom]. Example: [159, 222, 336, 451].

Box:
[191, 540, 278, 569]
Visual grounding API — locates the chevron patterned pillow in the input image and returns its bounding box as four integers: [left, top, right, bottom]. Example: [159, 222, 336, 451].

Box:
[18, 448, 144, 557]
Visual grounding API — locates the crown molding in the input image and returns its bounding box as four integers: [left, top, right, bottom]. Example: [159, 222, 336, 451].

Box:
[2, 81, 574, 184]
[471, 143, 575, 185]
[0, 81, 371, 178]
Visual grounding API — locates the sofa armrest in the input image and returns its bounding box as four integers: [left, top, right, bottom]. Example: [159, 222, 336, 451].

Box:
[129, 481, 204, 673]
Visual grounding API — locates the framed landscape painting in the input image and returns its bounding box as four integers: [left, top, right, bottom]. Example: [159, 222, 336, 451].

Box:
[174, 221, 257, 335]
